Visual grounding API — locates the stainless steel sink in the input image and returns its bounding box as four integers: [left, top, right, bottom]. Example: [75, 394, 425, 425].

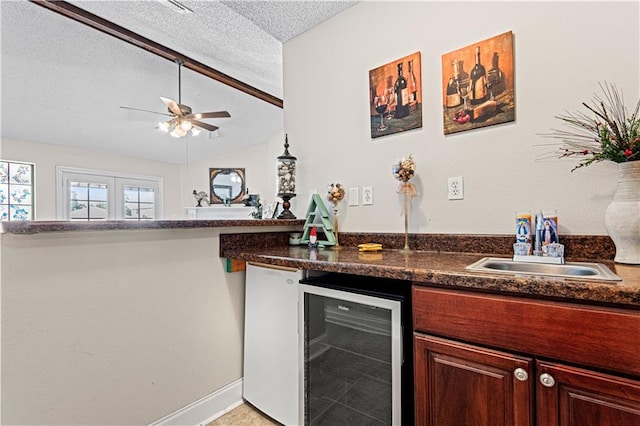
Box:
[466, 257, 622, 281]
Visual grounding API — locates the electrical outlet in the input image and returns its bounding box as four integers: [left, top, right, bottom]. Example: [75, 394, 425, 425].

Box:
[348, 187, 359, 206]
[362, 186, 374, 205]
[448, 177, 464, 200]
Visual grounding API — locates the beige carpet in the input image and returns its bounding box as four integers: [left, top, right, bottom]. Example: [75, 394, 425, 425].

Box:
[207, 403, 280, 426]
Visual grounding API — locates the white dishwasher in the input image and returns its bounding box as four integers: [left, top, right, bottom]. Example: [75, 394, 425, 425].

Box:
[243, 262, 301, 425]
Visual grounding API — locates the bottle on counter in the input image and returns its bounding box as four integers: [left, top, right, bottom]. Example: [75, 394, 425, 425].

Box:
[470, 46, 488, 105]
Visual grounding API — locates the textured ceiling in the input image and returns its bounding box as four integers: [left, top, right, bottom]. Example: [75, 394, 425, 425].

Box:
[222, 1, 360, 43]
[0, 0, 359, 164]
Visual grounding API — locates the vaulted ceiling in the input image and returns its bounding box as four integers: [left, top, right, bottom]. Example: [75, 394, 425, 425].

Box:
[1, 1, 358, 164]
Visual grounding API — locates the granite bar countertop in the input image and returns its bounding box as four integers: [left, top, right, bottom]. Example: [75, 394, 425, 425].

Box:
[226, 245, 640, 308]
[1, 219, 305, 234]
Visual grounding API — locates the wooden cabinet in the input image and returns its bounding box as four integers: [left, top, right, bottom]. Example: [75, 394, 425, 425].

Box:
[413, 286, 640, 425]
[536, 361, 640, 425]
[414, 334, 533, 425]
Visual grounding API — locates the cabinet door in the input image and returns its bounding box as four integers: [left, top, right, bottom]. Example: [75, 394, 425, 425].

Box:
[536, 361, 640, 426]
[415, 334, 533, 426]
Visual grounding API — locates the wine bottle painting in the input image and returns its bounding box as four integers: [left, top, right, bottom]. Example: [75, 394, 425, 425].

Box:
[441, 31, 515, 135]
[369, 51, 422, 138]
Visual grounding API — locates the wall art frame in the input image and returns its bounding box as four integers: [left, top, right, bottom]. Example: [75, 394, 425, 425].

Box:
[209, 167, 246, 204]
[261, 200, 280, 219]
[369, 51, 422, 138]
[441, 31, 515, 135]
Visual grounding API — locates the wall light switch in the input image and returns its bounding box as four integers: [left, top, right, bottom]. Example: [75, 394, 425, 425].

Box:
[348, 187, 359, 206]
[362, 186, 373, 205]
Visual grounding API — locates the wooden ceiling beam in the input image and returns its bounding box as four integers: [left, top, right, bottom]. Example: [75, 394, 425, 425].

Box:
[29, 0, 284, 109]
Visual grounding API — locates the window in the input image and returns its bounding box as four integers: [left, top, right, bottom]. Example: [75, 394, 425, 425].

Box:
[57, 167, 162, 220]
[69, 182, 109, 220]
[1, 160, 35, 221]
[123, 186, 156, 220]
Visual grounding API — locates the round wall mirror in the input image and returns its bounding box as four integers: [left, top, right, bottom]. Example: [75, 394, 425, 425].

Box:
[209, 168, 246, 204]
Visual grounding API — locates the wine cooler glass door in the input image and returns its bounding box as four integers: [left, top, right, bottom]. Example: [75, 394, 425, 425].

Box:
[299, 284, 402, 426]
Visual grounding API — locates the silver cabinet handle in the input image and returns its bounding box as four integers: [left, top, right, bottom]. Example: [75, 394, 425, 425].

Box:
[514, 368, 529, 381]
[539, 373, 556, 388]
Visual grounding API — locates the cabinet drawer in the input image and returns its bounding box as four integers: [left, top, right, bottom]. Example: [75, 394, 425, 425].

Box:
[412, 286, 640, 377]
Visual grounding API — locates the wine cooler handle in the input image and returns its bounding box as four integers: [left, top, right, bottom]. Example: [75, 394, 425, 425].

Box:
[514, 368, 529, 382]
[539, 373, 556, 388]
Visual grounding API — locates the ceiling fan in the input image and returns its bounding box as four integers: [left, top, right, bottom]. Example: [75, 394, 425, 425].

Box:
[120, 59, 230, 138]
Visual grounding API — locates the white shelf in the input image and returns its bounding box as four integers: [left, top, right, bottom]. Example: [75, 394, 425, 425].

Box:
[186, 206, 254, 220]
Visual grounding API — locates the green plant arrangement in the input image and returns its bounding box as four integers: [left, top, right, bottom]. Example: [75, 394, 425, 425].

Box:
[543, 82, 639, 171]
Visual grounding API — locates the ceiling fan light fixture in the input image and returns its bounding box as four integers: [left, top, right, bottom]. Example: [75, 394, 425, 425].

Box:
[191, 127, 201, 136]
[180, 119, 193, 131]
[158, 121, 170, 132]
[171, 126, 188, 138]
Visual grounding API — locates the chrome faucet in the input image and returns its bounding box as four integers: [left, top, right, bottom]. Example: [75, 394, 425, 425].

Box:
[533, 212, 544, 256]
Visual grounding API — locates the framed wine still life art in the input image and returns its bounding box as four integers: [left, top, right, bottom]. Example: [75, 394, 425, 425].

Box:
[442, 31, 515, 135]
[369, 52, 422, 138]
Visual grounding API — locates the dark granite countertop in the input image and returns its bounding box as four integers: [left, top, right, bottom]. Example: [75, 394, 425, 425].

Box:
[1, 219, 305, 234]
[227, 246, 640, 308]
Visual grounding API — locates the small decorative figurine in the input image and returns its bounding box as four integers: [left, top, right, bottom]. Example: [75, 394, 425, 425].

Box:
[243, 189, 261, 208]
[193, 190, 210, 207]
[308, 225, 319, 249]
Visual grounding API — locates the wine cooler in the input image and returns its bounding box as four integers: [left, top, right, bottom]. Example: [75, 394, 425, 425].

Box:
[299, 273, 413, 426]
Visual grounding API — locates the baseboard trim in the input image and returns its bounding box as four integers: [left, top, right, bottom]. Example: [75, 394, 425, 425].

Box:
[149, 378, 244, 426]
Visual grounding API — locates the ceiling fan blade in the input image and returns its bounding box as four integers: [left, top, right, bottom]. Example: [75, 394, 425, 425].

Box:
[188, 119, 219, 132]
[160, 96, 183, 116]
[119, 106, 172, 117]
[188, 111, 231, 119]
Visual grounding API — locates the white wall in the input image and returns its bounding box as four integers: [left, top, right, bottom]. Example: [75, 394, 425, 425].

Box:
[1, 138, 183, 220]
[1, 228, 246, 425]
[282, 1, 640, 236]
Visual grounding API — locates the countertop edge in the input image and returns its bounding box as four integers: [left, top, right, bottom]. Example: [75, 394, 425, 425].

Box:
[1, 219, 306, 234]
[232, 250, 640, 309]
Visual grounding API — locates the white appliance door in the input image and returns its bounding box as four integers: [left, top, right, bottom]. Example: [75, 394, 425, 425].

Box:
[243, 262, 301, 425]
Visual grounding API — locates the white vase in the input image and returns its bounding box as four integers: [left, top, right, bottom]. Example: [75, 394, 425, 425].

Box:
[605, 161, 640, 264]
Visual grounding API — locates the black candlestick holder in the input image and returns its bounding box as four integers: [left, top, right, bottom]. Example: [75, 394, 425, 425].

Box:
[277, 193, 296, 219]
